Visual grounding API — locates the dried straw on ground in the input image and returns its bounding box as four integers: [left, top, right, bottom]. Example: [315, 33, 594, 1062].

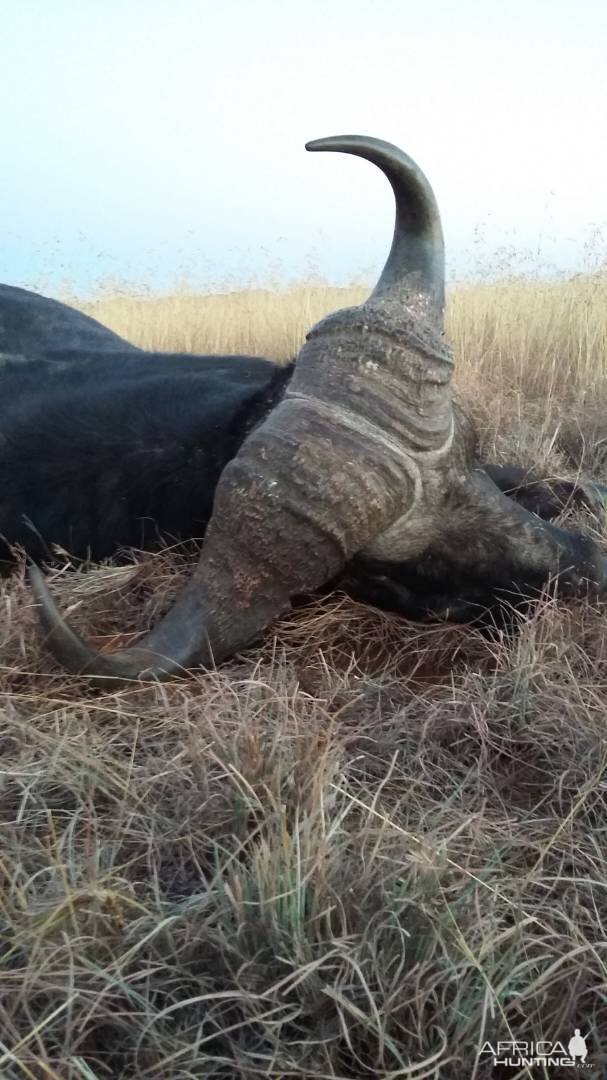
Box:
[1, 278, 607, 1078]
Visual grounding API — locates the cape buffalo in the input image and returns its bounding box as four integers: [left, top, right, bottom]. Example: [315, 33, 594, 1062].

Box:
[20, 135, 605, 685]
[5, 288, 591, 607]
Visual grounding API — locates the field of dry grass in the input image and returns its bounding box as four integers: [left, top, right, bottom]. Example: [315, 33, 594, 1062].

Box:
[2, 278, 607, 1077]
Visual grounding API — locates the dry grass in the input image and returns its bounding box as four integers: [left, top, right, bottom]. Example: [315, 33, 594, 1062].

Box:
[77, 285, 369, 365]
[2, 277, 607, 1077]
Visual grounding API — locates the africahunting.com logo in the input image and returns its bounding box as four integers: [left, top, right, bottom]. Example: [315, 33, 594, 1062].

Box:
[480, 1029, 595, 1069]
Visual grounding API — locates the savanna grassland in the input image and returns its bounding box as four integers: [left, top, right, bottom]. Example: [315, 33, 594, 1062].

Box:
[2, 278, 607, 1078]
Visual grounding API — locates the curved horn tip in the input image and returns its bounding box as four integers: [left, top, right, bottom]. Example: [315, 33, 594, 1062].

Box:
[29, 564, 103, 675]
[305, 133, 444, 315]
[306, 135, 354, 152]
[306, 135, 396, 154]
[28, 565, 134, 686]
[29, 565, 191, 687]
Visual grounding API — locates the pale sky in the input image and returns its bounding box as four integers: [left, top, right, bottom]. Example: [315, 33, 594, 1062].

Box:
[2, 0, 606, 295]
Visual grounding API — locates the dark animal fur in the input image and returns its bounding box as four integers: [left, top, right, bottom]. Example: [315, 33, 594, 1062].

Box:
[1, 348, 292, 562]
[0, 283, 139, 361]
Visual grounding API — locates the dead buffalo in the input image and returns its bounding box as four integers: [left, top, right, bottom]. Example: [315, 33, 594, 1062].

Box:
[22, 135, 605, 685]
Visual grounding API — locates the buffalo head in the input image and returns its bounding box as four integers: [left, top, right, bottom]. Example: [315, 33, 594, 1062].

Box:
[30, 135, 607, 685]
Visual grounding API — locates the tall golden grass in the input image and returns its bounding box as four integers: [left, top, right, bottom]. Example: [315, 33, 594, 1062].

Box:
[2, 276, 607, 1077]
[77, 275, 607, 401]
